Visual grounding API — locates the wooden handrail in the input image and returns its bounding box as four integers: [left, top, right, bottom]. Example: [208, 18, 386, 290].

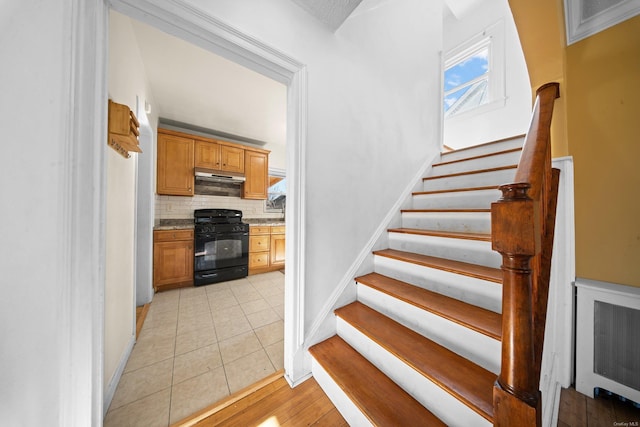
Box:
[491, 83, 561, 426]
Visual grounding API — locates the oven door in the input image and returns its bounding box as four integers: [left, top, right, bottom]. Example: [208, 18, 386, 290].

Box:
[194, 230, 248, 272]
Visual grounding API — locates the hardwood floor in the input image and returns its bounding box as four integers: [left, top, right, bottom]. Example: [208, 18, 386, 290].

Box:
[173, 372, 346, 427]
[169, 365, 640, 427]
[558, 387, 640, 427]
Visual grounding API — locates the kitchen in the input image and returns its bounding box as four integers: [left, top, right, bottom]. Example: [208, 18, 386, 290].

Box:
[104, 10, 288, 425]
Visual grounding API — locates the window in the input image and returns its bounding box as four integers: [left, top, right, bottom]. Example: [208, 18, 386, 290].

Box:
[444, 40, 490, 116]
[266, 176, 286, 212]
[444, 21, 505, 119]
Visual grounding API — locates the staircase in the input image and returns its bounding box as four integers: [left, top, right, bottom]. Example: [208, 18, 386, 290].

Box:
[309, 136, 523, 426]
[309, 83, 561, 426]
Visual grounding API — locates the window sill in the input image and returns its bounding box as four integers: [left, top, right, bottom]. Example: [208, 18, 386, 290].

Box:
[445, 97, 507, 122]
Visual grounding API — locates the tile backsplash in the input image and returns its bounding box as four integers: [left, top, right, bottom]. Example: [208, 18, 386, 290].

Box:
[154, 194, 283, 225]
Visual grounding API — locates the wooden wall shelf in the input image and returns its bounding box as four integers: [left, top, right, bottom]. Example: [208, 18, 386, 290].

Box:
[108, 100, 141, 158]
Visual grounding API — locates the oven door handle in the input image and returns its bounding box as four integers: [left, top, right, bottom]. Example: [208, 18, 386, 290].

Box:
[194, 251, 206, 257]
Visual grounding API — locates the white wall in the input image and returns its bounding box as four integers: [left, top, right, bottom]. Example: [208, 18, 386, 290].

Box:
[180, 0, 444, 375]
[0, 1, 107, 425]
[105, 10, 159, 408]
[443, 0, 531, 148]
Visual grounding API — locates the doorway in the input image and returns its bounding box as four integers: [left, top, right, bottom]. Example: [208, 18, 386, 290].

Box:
[105, 0, 307, 422]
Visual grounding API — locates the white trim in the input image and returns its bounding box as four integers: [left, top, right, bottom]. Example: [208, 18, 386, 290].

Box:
[62, 0, 108, 425]
[108, 0, 309, 384]
[538, 157, 575, 427]
[444, 19, 505, 119]
[103, 334, 135, 415]
[548, 156, 576, 389]
[564, 0, 640, 45]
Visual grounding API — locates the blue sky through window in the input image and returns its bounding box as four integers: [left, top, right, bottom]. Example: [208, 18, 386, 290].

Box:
[444, 47, 489, 112]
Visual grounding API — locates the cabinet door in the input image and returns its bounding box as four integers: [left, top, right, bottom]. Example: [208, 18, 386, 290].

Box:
[220, 145, 245, 173]
[157, 133, 194, 196]
[243, 150, 268, 199]
[194, 140, 220, 170]
[153, 240, 194, 288]
[270, 233, 286, 267]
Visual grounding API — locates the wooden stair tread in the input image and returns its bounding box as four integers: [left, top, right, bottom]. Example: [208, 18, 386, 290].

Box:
[374, 248, 502, 283]
[401, 208, 490, 213]
[355, 272, 502, 340]
[413, 185, 500, 196]
[423, 164, 517, 181]
[387, 227, 491, 242]
[433, 147, 522, 167]
[309, 335, 446, 426]
[336, 302, 495, 422]
[440, 134, 525, 156]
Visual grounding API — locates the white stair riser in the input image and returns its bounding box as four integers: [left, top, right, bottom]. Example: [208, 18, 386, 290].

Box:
[337, 318, 493, 427]
[357, 284, 501, 374]
[374, 255, 502, 313]
[440, 137, 525, 162]
[388, 232, 501, 268]
[311, 357, 374, 427]
[412, 188, 502, 210]
[428, 150, 522, 177]
[423, 168, 516, 192]
[401, 211, 491, 234]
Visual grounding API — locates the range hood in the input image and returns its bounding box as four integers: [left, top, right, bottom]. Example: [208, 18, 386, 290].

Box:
[194, 167, 246, 183]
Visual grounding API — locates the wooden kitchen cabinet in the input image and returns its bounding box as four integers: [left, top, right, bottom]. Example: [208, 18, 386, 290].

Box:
[195, 140, 245, 174]
[153, 229, 194, 292]
[157, 127, 270, 198]
[157, 132, 194, 196]
[270, 226, 286, 267]
[249, 225, 285, 274]
[243, 150, 269, 200]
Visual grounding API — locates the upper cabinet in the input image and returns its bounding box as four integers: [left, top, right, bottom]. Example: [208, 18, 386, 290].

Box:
[157, 128, 269, 199]
[243, 150, 269, 199]
[157, 131, 195, 196]
[195, 140, 245, 174]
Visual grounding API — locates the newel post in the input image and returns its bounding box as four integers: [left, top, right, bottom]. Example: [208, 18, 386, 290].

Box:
[491, 183, 541, 426]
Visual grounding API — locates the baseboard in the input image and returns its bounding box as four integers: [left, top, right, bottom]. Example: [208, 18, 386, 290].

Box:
[103, 333, 136, 416]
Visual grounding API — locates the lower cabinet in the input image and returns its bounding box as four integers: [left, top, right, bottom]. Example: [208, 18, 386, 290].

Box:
[270, 226, 286, 267]
[249, 225, 285, 274]
[153, 229, 194, 292]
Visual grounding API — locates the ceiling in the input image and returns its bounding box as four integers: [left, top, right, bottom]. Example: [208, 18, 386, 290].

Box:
[289, 0, 364, 30]
[125, 0, 483, 150]
[128, 17, 288, 148]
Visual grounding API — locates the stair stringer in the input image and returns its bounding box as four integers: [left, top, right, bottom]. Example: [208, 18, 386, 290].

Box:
[299, 150, 440, 374]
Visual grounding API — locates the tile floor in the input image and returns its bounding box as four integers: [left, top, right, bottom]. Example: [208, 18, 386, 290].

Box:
[104, 271, 285, 426]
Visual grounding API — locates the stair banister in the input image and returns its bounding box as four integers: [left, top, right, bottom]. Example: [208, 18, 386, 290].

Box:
[491, 82, 561, 426]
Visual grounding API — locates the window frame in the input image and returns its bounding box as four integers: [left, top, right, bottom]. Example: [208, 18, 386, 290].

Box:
[443, 20, 505, 120]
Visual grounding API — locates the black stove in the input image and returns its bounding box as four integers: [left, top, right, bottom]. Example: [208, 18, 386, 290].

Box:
[193, 209, 249, 286]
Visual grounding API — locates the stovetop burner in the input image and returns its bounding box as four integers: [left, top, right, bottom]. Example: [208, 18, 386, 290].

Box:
[194, 208, 243, 224]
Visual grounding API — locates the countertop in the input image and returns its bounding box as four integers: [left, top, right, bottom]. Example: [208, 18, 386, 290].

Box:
[154, 218, 284, 230]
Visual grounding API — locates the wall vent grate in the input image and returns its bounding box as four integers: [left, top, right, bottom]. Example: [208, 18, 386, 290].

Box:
[594, 301, 640, 391]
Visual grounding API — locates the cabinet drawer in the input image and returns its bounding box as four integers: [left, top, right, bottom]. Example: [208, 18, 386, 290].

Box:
[153, 229, 194, 242]
[249, 235, 270, 252]
[270, 225, 285, 234]
[249, 252, 269, 269]
[250, 226, 271, 235]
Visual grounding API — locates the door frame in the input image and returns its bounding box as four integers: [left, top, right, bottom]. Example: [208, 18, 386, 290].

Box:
[108, 0, 309, 385]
